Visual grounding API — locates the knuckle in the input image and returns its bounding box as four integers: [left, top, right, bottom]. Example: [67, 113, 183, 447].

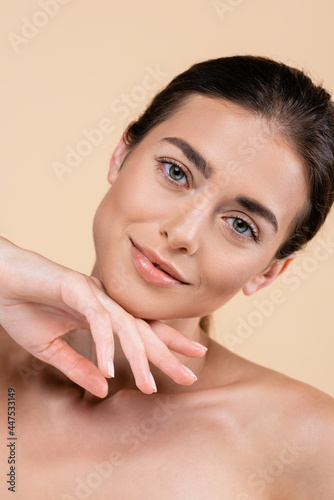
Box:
[112, 310, 133, 329]
[97, 338, 114, 351]
[37, 339, 65, 363]
[63, 357, 81, 377]
[127, 344, 146, 364]
[86, 305, 110, 324]
[135, 318, 148, 329]
[153, 346, 172, 366]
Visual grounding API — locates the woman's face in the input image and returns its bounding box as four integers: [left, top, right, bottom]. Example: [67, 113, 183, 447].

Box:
[93, 95, 308, 320]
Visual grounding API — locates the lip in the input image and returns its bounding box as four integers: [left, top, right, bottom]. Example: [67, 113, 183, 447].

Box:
[130, 238, 189, 288]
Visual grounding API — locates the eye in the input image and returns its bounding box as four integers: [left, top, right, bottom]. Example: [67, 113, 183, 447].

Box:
[224, 216, 259, 242]
[232, 218, 251, 235]
[163, 161, 187, 184]
[154, 155, 190, 187]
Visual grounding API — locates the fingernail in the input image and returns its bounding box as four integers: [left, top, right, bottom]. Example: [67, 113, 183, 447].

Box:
[108, 359, 115, 378]
[182, 364, 197, 381]
[149, 372, 157, 393]
[191, 341, 208, 351]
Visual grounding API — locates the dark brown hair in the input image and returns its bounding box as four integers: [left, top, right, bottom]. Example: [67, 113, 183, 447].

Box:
[124, 55, 334, 259]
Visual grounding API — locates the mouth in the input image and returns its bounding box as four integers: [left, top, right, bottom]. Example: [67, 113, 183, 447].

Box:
[130, 238, 189, 288]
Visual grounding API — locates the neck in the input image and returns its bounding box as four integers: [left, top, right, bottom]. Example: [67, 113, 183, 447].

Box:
[90, 260, 210, 395]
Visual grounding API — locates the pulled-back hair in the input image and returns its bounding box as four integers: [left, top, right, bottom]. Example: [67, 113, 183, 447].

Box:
[124, 55, 334, 259]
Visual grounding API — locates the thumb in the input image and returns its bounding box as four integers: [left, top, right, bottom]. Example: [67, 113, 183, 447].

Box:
[36, 337, 108, 398]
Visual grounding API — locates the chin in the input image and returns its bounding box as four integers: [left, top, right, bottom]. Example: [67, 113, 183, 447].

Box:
[102, 281, 154, 318]
[103, 281, 193, 321]
[111, 295, 176, 320]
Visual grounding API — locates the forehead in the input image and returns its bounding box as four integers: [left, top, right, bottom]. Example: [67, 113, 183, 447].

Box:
[142, 94, 309, 240]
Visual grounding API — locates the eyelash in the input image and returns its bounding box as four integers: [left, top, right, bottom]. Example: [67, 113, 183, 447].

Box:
[154, 155, 191, 189]
[154, 155, 259, 243]
[222, 215, 259, 243]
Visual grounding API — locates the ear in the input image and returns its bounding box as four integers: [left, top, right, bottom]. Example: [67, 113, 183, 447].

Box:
[107, 135, 131, 184]
[242, 253, 296, 296]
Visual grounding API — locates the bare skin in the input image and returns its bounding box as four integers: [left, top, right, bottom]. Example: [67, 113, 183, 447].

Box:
[1, 324, 334, 500]
[0, 95, 334, 499]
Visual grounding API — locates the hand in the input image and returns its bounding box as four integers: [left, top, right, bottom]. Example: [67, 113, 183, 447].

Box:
[0, 237, 207, 397]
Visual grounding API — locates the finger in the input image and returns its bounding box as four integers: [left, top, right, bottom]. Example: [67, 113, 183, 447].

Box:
[91, 289, 157, 395]
[69, 279, 153, 393]
[148, 321, 208, 357]
[62, 277, 158, 394]
[89, 276, 105, 290]
[36, 337, 108, 398]
[89, 309, 115, 379]
[110, 313, 156, 394]
[60, 276, 115, 378]
[137, 320, 199, 386]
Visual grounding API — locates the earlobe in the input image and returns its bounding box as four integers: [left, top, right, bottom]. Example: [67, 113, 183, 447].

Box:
[242, 253, 296, 296]
[107, 135, 131, 184]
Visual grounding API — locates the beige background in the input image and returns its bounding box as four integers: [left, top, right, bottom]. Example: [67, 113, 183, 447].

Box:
[1, 0, 333, 397]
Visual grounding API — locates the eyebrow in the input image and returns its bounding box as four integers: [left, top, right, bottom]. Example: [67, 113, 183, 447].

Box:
[160, 137, 214, 179]
[236, 195, 278, 234]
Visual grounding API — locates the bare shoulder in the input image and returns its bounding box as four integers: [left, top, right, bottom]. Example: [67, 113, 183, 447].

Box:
[210, 338, 334, 420]
[214, 345, 334, 499]
[260, 367, 334, 498]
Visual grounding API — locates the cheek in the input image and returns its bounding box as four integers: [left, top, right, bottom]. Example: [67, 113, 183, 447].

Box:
[93, 195, 114, 265]
[109, 167, 163, 222]
[202, 266, 243, 305]
[197, 246, 263, 308]
[93, 166, 163, 259]
[93, 176, 148, 246]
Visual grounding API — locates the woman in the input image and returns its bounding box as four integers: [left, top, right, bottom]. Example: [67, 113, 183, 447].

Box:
[1, 55, 334, 499]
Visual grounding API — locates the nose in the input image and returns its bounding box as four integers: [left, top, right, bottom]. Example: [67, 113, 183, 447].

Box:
[159, 197, 209, 255]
